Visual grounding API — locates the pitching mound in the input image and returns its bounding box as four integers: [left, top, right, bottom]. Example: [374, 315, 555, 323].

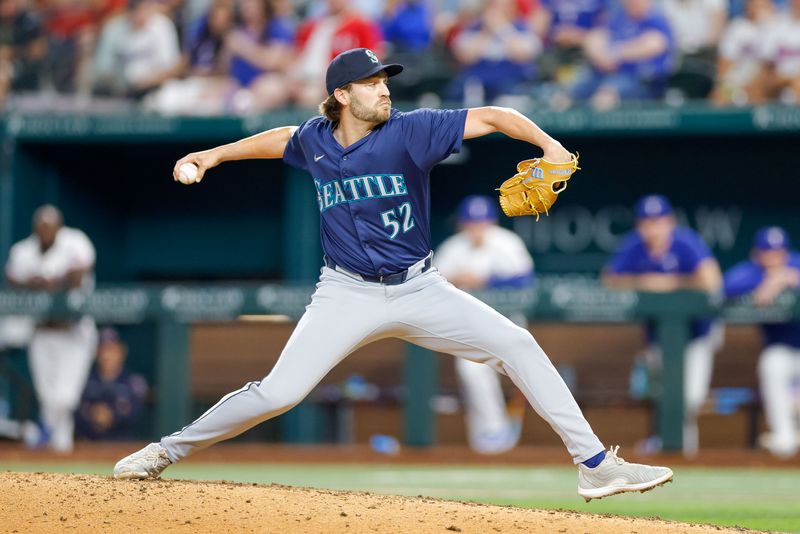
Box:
[1, 472, 745, 533]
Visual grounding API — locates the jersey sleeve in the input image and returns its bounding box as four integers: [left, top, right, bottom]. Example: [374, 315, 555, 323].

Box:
[282, 120, 311, 171]
[605, 233, 640, 274]
[400, 108, 468, 171]
[718, 21, 741, 60]
[723, 261, 761, 298]
[488, 232, 534, 284]
[432, 237, 461, 278]
[70, 230, 96, 271]
[4, 241, 29, 283]
[679, 230, 713, 272]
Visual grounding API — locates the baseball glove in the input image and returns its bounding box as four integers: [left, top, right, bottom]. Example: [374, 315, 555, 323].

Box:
[497, 153, 579, 219]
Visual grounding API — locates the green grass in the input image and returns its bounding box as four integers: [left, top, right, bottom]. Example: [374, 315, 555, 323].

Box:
[2, 461, 799, 533]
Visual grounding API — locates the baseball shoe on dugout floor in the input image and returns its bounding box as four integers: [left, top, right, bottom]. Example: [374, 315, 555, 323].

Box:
[113, 442, 172, 479]
[577, 446, 673, 502]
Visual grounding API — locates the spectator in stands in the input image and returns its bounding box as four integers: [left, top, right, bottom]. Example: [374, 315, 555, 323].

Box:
[710, 0, 775, 106]
[0, 0, 46, 106]
[724, 227, 800, 458]
[382, 0, 433, 54]
[224, 0, 294, 112]
[531, 0, 609, 83]
[568, 0, 674, 109]
[92, 0, 181, 99]
[291, 0, 384, 107]
[751, 0, 800, 104]
[76, 327, 148, 441]
[446, 0, 541, 105]
[144, 0, 235, 114]
[602, 195, 723, 456]
[660, 0, 727, 99]
[44, 0, 126, 94]
[185, 0, 235, 77]
[4, 205, 97, 453]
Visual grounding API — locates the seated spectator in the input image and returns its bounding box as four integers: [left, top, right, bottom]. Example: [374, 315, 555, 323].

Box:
[144, 0, 235, 114]
[569, 0, 674, 109]
[224, 0, 294, 112]
[76, 327, 148, 441]
[710, 0, 775, 106]
[291, 0, 384, 107]
[661, 0, 727, 99]
[531, 0, 609, 83]
[92, 0, 181, 99]
[447, 0, 541, 105]
[602, 195, 723, 456]
[382, 0, 433, 55]
[661, 0, 726, 56]
[751, 0, 800, 104]
[185, 0, 235, 77]
[0, 0, 46, 106]
[44, 0, 126, 94]
[724, 227, 800, 458]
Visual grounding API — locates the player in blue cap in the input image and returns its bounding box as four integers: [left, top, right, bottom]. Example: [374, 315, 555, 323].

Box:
[434, 195, 533, 454]
[724, 226, 800, 458]
[115, 48, 673, 500]
[603, 194, 723, 456]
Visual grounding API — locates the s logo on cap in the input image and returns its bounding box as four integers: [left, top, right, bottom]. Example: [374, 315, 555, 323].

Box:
[365, 49, 379, 64]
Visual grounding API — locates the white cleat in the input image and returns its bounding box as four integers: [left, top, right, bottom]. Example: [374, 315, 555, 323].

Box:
[578, 446, 673, 502]
[113, 442, 172, 479]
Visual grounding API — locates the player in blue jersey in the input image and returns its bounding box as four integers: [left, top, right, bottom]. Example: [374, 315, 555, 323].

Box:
[724, 226, 800, 458]
[114, 48, 673, 500]
[602, 194, 723, 456]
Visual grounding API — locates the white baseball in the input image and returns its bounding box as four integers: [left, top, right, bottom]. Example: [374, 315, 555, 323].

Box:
[178, 162, 199, 185]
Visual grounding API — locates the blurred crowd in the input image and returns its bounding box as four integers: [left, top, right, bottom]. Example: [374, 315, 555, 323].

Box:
[2, 0, 800, 113]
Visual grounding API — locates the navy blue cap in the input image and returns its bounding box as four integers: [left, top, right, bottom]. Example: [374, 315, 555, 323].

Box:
[325, 48, 403, 95]
[458, 195, 498, 222]
[635, 194, 673, 219]
[754, 226, 790, 251]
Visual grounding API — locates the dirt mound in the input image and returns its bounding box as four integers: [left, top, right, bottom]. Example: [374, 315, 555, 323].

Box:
[0, 472, 747, 533]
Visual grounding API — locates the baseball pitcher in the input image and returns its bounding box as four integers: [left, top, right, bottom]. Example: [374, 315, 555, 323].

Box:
[114, 48, 673, 501]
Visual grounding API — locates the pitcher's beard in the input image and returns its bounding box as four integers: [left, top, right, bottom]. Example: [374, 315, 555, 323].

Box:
[350, 97, 391, 123]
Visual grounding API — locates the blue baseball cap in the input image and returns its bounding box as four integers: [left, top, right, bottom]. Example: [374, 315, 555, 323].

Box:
[754, 226, 790, 251]
[325, 48, 403, 95]
[635, 194, 673, 219]
[458, 195, 498, 222]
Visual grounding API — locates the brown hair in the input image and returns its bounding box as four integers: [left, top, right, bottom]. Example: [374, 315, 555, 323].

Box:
[318, 83, 351, 123]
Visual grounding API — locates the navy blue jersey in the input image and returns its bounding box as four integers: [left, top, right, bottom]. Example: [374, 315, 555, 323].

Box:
[606, 226, 715, 339]
[283, 108, 468, 277]
[724, 253, 800, 349]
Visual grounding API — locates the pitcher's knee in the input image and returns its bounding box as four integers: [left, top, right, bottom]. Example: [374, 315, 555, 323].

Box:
[255, 380, 309, 412]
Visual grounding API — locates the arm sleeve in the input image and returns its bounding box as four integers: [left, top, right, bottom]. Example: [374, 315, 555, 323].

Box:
[723, 262, 760, 298]
[282, 120, 310, 171]
[401, 108, 468, 171]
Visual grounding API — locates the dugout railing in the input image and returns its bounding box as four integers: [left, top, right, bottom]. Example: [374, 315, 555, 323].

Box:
[1, 280, 796, 451]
